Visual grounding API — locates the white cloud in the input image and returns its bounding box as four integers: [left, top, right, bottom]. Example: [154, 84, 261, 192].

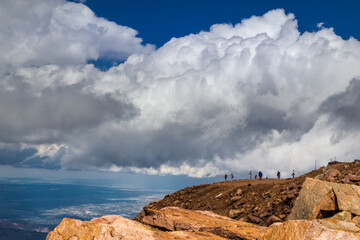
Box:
[317, 22, 324, 28]
[0, 0, 154, 69]
[1, 7, 360, 177]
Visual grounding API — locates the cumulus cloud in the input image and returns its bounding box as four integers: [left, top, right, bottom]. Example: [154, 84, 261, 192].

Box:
[1, 6, 360, 177]
[0, 0, 154, 69]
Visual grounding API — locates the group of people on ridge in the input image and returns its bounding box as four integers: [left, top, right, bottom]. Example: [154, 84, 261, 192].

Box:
[224, 170, 296, 181]
[224, 173, 234, 181]
[248, 170, 296, 180]
[248, 171, 263, 180]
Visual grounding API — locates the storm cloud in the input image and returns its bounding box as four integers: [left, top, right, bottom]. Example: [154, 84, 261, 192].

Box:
[320, 78, 360, 131]
[0, 84, 138, 143]
[1, 3, 360, 177]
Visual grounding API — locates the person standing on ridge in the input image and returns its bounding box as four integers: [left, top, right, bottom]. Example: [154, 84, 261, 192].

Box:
[277, 171, 281, 180]
[230, 173, 234, 181]
[225, 174, 228, 181]
[258, 171, 263, 180]
[292, 170, 295, 178]
[249, 171, 252, 179]
[255, 175, 257, 179]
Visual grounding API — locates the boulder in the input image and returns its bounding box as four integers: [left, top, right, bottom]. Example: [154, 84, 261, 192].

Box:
[46, 215, 229, 240]
[324, 169, 343, 182]
[260, 220, 360, 240]
[247, 214, 262, 224]
[141, 208, 175, 230]
[331, 211, 352, 222]
[352, 216, 360, 226]
[230, 196, 242, 202]
[316, 219, 360, 233]
[265, 215, 282, 226]
[259, 212, 271, 218]
[236, 189, 243, 196]
[138, 207, 265, 239]
[46, 215, 158, 240]
[228, 209, 244, 219]
[288, 178, 335, 220]
[342, 176, 351, 184]
[332, 182, 360, 216]
[289, 178, 360, 220]
[349, 174, 360, 182]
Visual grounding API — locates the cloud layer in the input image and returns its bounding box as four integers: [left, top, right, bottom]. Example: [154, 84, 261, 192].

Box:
[1, 3, 360, 177]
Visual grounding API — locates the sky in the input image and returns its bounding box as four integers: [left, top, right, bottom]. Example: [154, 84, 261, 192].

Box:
[0, 0, 360, 179]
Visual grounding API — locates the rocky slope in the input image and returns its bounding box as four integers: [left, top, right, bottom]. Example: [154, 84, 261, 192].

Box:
[47, 208, 263, 240]
[47, 161, 360, 239]
[140, 161, 360, 226]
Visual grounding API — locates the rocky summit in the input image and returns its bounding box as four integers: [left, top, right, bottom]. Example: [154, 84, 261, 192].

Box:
[47, 161, 360, 239]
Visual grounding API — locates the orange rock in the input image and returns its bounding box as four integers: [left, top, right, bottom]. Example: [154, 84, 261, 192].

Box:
[349, 174, 360, 182]
[46, 215, 228, 240]
[265, 215, 282, 226]
[138, 207, 265, 239]
[260, 220, 360, 240]
[289, 178, 360, 220]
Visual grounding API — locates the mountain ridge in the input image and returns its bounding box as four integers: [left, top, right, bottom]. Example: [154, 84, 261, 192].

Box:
[47, 160, 360, 239]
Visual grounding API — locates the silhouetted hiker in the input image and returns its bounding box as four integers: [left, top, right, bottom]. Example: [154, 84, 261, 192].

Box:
[292, 170, 295, 178]
[249, 171, 252, 179]
[225, 174, 228, 181]
[258, 171, 263, 180]
[255, 175, 257, 179]
[277, 171, 281, 180]
[230, 173, 234, 180]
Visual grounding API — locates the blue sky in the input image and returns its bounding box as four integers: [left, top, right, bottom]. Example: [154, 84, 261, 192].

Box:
[84, 0, 360, 68]
[0, 0, 360, 180]
[83, 0, 360, 47]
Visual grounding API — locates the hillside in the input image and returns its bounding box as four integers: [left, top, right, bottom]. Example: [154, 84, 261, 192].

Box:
[136, 161, 360, 226]
[47, 160, 360, 239]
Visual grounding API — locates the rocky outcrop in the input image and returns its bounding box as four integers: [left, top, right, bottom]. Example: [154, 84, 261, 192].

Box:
[136, 207, 265, 239]
[331, 211, 352, 221]
[46, 215, 155, 240]
[47, 162, 360, 240]
[288, 178, 335, 220]
[316, 161, 360, 185]
[285, 177, 360, 239]
[135, 161, 360, 228]
[289, 178, 360, 220]
[316, 219, 360, 233]
[46, 208, 263, 240]
[46, 215, 227, 240]
[48, 208, 360, 240]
